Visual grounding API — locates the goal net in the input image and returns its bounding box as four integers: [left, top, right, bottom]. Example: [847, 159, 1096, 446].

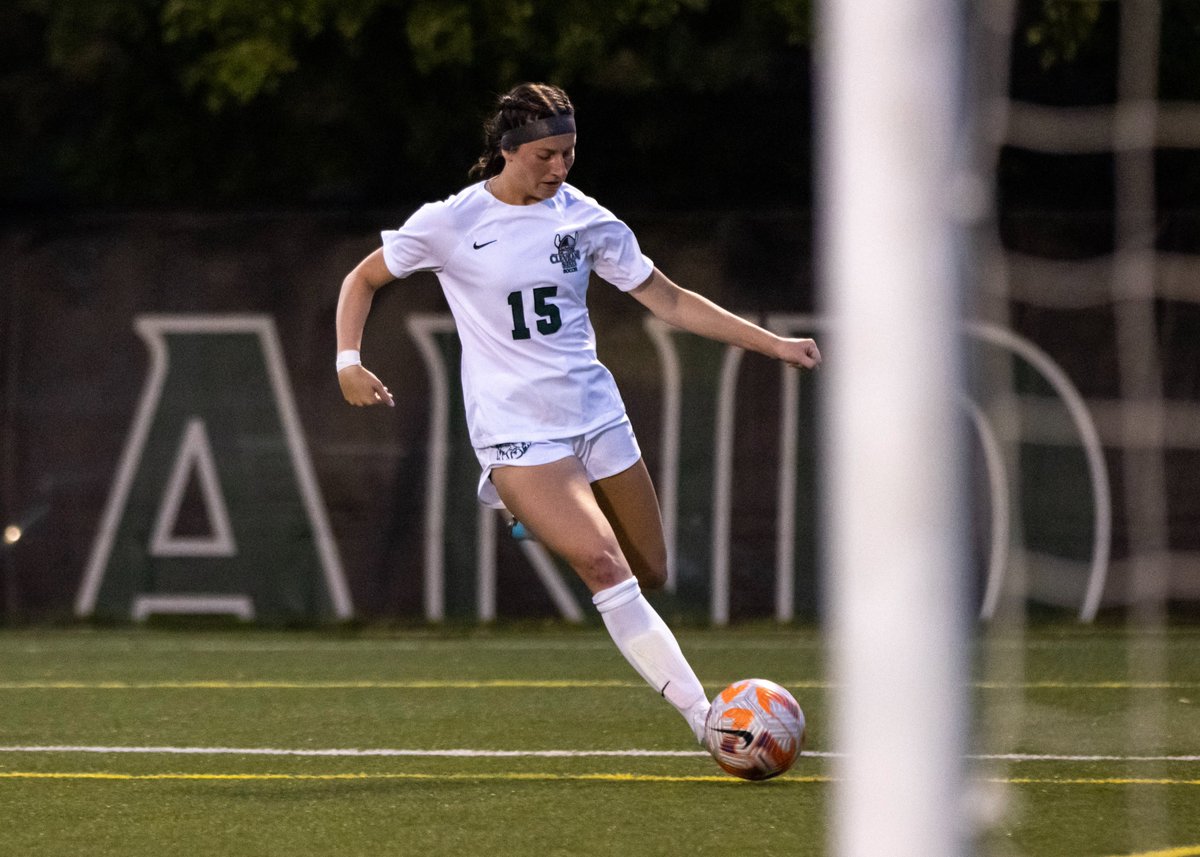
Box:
[823, 1, 1199, 855]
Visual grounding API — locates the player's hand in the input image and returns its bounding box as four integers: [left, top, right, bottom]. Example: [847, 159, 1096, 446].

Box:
[338, 364, 395, 407]
[777, 337, 821, 370]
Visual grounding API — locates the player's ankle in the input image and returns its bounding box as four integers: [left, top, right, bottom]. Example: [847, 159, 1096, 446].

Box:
[686, 697, 711, 744]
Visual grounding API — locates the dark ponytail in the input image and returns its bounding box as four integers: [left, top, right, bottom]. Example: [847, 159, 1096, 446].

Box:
[469, 82, 574, 180]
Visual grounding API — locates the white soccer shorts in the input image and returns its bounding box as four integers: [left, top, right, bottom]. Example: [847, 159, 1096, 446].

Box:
[473, 415, 642, 509]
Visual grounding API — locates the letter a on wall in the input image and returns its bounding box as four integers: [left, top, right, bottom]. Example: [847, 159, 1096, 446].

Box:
[76, 315, 353, 622]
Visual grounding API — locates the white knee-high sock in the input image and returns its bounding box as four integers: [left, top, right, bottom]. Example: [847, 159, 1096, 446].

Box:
[593, 577, 710, 743]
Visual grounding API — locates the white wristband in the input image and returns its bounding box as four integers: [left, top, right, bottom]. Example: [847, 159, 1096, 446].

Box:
[335, 349, 361, 372]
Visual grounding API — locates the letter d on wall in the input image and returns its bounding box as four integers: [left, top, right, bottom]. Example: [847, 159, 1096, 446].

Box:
[76, 315, 352, 623]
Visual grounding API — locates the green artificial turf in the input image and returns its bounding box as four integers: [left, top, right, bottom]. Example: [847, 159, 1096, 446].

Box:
[0, 626, 1197, 856]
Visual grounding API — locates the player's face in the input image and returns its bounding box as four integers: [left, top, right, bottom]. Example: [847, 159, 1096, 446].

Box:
[502, 133, 576, 203]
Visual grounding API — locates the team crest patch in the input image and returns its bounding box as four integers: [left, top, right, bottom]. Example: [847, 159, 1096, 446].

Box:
[550, 232, 580, 273]
[493, 442, 533, 461]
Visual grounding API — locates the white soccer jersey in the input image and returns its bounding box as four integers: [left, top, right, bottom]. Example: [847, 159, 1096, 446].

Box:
[381, 181, 654, 448]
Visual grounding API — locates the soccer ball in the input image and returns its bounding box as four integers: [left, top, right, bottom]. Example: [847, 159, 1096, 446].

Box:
[703, 678, 806, 780]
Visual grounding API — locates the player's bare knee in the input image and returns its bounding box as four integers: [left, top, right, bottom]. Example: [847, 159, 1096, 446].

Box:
[573, 545, 628, 591]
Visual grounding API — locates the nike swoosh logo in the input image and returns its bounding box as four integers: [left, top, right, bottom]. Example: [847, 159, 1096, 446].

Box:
[712, 727, 755, 749]
[473, 239, 497, 249]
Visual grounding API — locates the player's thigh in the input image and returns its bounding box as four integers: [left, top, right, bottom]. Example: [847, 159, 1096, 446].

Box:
[590, 458, 668, 590]
[490, 456, 631, 592]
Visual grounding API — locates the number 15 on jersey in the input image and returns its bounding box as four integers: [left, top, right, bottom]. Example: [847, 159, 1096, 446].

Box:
[507, 287, 562, 340]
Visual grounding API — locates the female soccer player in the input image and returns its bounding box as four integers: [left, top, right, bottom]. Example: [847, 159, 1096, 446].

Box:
[335, 82, 820, 746]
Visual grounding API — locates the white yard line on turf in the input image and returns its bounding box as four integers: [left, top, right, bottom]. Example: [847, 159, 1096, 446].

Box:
[0, 638, 821, 654]
[0, 745, 710, 758]
[2, 679, 1198, 690]
[0, 746, 1198, 763]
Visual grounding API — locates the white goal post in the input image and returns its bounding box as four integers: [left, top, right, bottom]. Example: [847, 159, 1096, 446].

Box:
[819, 0, 972, 855]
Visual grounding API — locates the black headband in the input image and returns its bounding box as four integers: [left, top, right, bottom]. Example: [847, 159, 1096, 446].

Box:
[500, 114, 576, 150]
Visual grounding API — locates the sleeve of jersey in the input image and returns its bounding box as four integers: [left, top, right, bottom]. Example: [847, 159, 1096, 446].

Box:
[589, 218, 655, 292]
[380, 202, 456, 279]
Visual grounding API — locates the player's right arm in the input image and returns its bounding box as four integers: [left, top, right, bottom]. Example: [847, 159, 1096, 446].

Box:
[336, 247, 396, 407]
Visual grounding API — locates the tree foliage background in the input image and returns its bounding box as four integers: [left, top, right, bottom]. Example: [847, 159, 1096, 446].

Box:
[2, 0, 1198, 211]
[1, 0, 812, 210]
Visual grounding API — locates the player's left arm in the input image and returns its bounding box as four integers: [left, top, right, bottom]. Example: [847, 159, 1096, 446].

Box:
[628, 267, 821, 369]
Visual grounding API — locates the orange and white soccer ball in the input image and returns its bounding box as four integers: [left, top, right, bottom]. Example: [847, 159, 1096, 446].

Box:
[703, 678, 806, 780]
